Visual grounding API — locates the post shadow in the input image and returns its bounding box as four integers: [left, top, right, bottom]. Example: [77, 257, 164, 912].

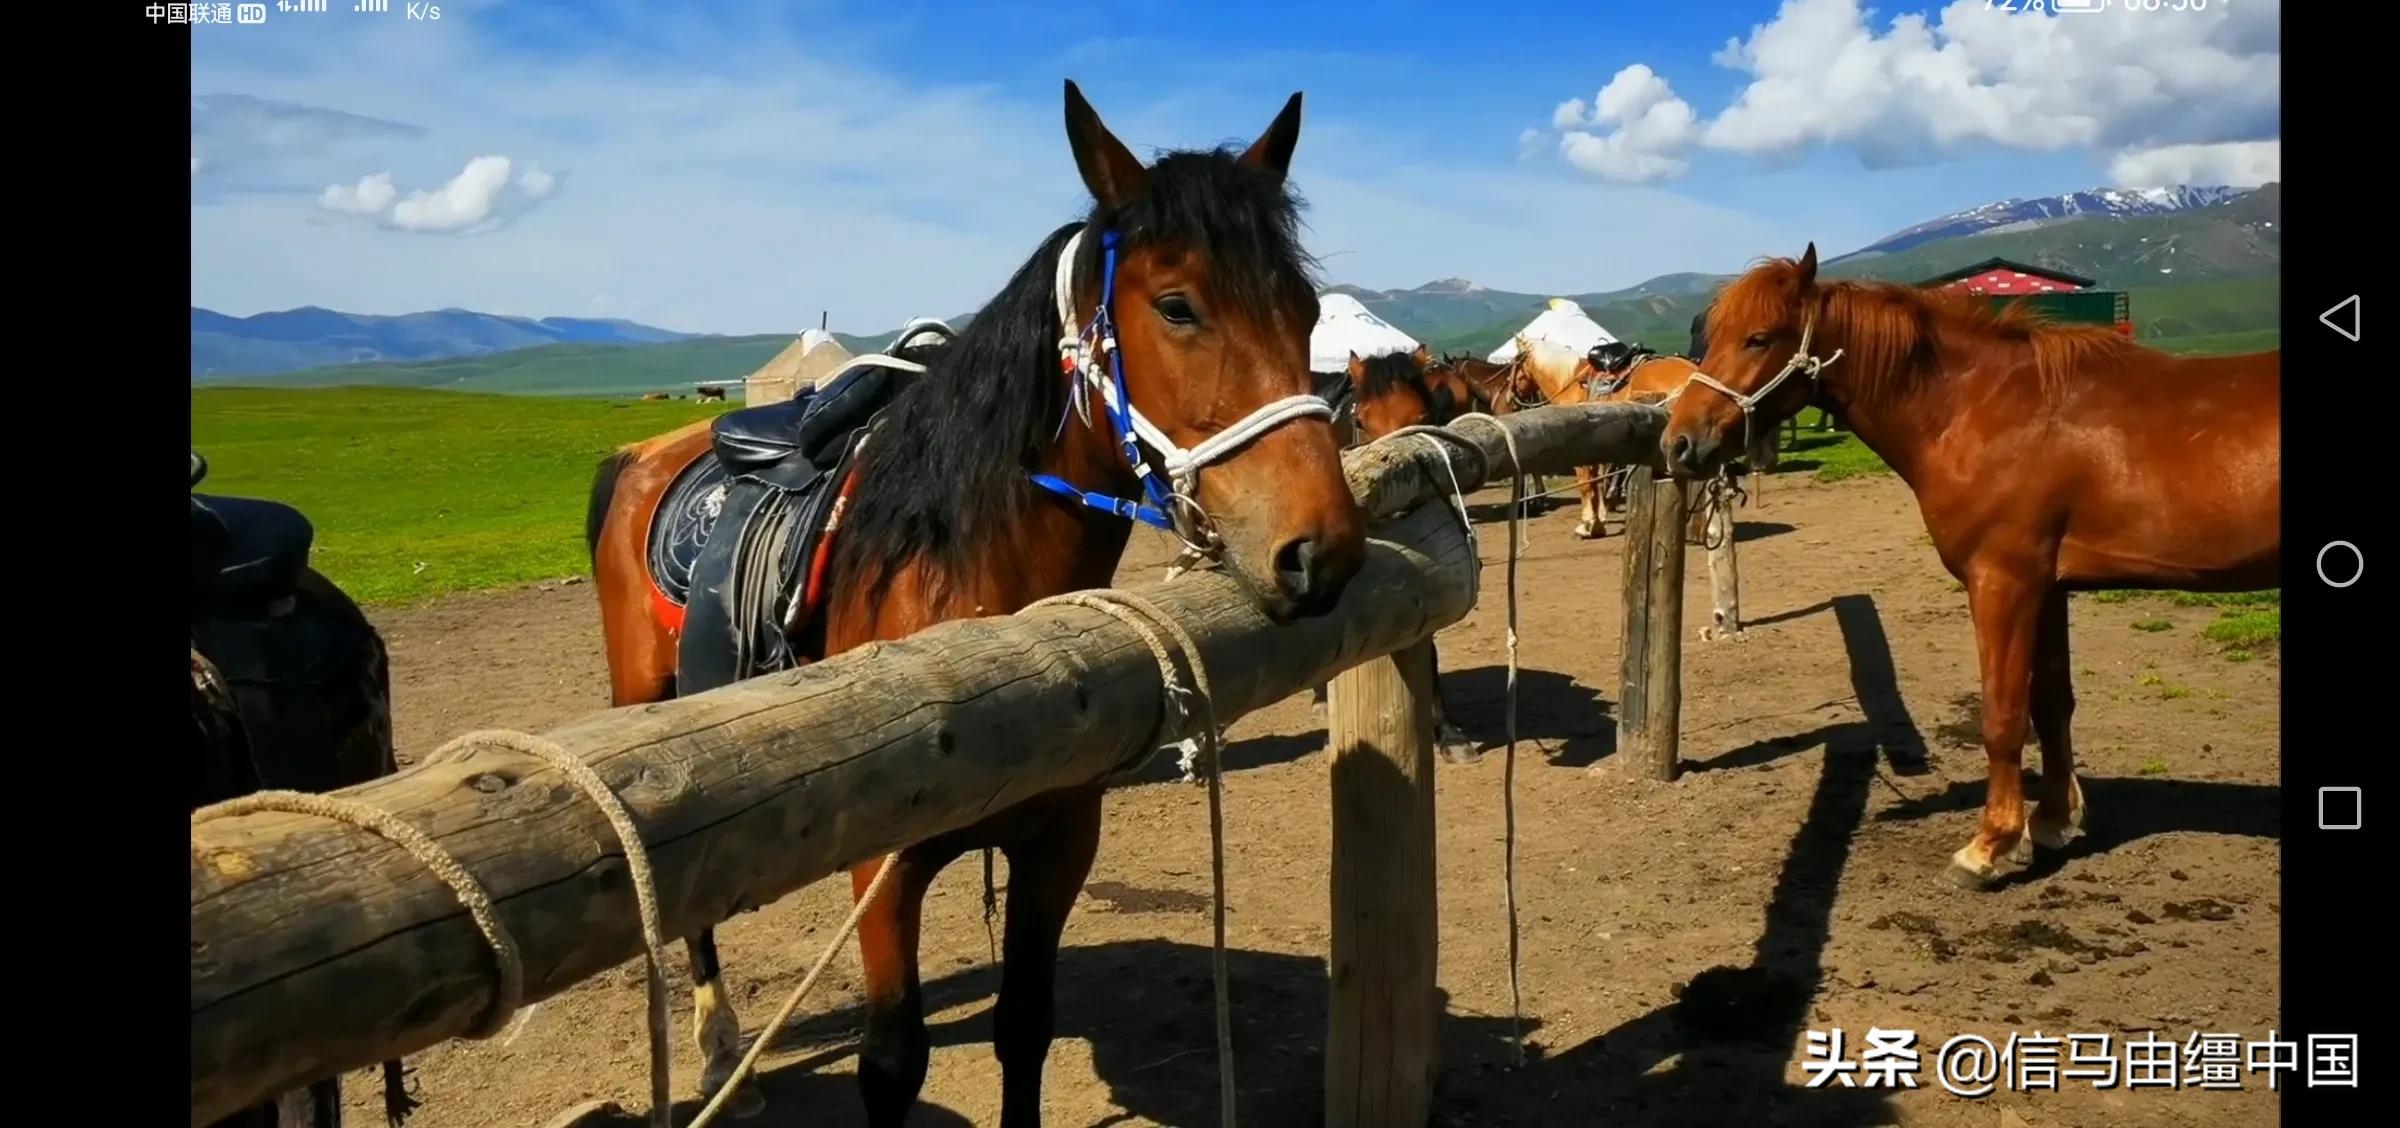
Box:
[1442, 593, 1917, 1125]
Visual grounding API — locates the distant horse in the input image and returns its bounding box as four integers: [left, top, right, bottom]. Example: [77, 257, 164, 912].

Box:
[1662, 244, 2279, 888]
[641, 391, 670, 402]
[694, 385, 727, 402]
[585, 82, 1363, 1125]
[1571, 346, 1779, 538]
[190, 454, 416, 1128]
[1305, 346, 1475, 756]
[1433, 350, 1551, 501]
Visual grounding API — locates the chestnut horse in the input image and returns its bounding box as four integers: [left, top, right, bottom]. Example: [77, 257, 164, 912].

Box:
[1661, 244, 2279, 888]
[1573, 350, 1779, 538]
[585, 82, 1364, 1125]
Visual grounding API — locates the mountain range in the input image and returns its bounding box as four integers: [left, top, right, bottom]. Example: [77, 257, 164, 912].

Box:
[194, 183, 2281, 391]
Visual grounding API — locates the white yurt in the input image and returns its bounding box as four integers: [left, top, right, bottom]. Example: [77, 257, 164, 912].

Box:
[743, 327, 853, 405]
[1310, 293, 1422, 373]
[1485, 297, 1618, 364]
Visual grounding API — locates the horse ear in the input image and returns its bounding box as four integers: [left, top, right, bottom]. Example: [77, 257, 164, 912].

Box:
[1411, 343, 1432, 367]
[1797, 242, 1819, 290]
[1346, 350, 1365, 377]
[1063, 79, 1147, 209]
[1238, 92, 1304, 182]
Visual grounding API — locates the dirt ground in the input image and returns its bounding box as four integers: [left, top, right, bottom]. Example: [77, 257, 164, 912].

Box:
[341, 472, 2282, 1128]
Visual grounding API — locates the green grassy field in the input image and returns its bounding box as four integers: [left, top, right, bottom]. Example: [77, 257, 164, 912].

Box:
[193, 387, 728, 605]
[197, 320, 2283, 606]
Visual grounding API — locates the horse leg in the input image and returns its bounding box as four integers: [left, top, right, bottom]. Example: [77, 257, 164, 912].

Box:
[993, 791, 1104, 1128]
[687, 929, 765, 1118]
[1950, 568, 2046, 889]
[2027, 590, 2087, 850]
[1572, 466, 1603, 539]
[1425, 637, 1477, 764]
[1310, 682, 1328, 724]
[855, 848, 943, 1128]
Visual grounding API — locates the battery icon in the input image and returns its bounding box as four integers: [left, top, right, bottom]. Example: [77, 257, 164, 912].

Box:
[2053, 0, 2109, 12]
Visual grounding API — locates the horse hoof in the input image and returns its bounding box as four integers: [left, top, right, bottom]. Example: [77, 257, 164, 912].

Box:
[1573, 521, 1599, 539]
[2007, 836, 2035, 865]
[702, 1075, 766, 1120]
[2029, 818, 2084, 851]
[1945, 849, 2001, 891]
[1438, 732, 1484, 764]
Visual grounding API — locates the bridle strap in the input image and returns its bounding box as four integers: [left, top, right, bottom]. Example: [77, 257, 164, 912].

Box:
[1677, 313, 1844, 453]
[1048, 227, 1333, 549]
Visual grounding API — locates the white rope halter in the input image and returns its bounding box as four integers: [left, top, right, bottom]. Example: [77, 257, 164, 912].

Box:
[1677, 311, 1844, 454]
[1051, 227, 1334, 551]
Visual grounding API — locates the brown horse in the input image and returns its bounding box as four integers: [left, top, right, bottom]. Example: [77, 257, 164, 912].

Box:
[1572, 351, 1780, 540]
[1661, 244, 2279, 888]
[585, 82, 1363, 1125]
[695, 385, 727, 402]
[1303, 346, 1476, 755]
[1434, 350, 1553, 501]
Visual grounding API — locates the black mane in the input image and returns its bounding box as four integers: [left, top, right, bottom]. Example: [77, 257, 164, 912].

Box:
[831, 145, 1317, 600]
[1352, 351, 1427, 401]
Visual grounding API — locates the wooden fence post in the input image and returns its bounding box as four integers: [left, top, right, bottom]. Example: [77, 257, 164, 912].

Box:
[1703, 485, 1742, 641]
[1616, 470, 1687, 781]
[1325, 639, 1441, 1128]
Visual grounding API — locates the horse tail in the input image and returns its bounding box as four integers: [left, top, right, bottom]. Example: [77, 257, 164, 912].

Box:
[586, 448, 635, 566]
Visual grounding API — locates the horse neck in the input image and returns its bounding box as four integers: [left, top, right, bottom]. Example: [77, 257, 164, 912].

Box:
[1811, 314, 1976, 486]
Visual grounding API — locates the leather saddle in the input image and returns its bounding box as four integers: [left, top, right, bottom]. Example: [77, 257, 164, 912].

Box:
[1583, 342, 1658, 399]
[661, 356, 919, 696]
[188, 453, 378, 761]
[190, 453, 317, 614]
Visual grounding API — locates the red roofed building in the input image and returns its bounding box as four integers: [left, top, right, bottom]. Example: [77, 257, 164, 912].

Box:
[1918, 257, 2131, 336]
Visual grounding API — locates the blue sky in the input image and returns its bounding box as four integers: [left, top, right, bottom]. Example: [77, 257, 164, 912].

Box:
[189, 0, 2281, 335]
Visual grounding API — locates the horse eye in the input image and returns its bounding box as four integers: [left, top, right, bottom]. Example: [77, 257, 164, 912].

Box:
[1745, 332, 1771, 349]
[1155, 295, 1199, 327]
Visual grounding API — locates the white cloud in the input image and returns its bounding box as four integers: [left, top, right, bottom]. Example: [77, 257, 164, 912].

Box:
[388, 155, 515, 233]
[516, 164, 556, 199]
[2109, 140, 2280, 189]
[1529, 0, 2279, 184]
[319, 172, 396, 215]
[186, 3, 1840, 334]
[1517, 127, 1544, 160]
[317, 156, 560, 234]
[1551, 98, 1588, 130]
[1556, 65, 1698, 184]
[191, 155, 204, 177]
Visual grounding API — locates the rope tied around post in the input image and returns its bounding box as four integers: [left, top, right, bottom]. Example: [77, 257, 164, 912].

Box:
[1019, 588, 1240, 1128]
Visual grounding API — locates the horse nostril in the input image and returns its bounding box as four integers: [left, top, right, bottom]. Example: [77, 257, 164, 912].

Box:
[1669, 434, 1695, 469]
[1274, 537, 1316, 599]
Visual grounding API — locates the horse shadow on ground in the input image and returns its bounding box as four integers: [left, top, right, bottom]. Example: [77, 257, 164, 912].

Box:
[1874, 776, 2279, 887]
[1435, 663, 1616, 769]
[695, 594, 1927, 1127]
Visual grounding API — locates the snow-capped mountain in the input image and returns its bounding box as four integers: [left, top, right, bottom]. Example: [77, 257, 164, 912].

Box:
[1837, 186, 2255, 262]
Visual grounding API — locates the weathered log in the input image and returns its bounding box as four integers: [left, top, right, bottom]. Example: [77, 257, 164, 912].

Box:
[190, 404, 1666, 1123]
[1323, 640, 1442, 1128]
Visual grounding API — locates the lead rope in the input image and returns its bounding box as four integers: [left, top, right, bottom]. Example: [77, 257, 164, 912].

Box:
[686, 853, 900, 1128]
[1383, 415, 1527, 1066]
[1449, 412, 1529, 1067]
[1019, 589, 1239, 1128]
[190, 729, 684, 1127]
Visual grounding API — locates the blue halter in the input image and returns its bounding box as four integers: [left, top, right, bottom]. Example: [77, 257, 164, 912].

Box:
[1030, 229, 1178, 531]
